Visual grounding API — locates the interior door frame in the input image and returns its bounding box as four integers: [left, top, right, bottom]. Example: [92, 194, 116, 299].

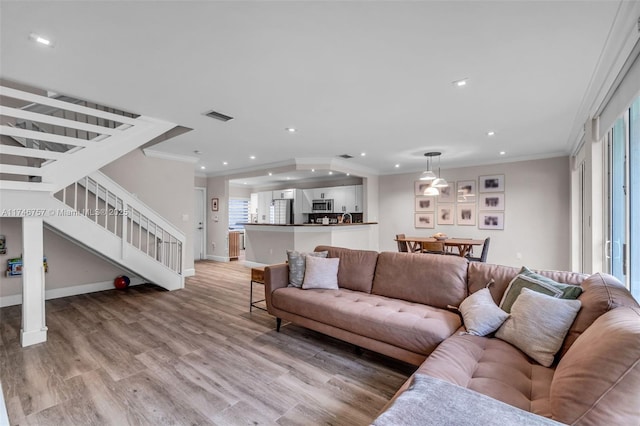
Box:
[194, 187, 207, 261]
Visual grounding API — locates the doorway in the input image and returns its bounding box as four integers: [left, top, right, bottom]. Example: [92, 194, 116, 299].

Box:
[194, 187, 207, 260]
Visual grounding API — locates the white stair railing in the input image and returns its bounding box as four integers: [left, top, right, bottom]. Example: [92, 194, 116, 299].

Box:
[54, 171, 184, 277]
[0, 85, 176, 192]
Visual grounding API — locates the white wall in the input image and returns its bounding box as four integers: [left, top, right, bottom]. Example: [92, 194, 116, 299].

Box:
[101, 149, 196, 273]
[206, 175, 229, 261]
[378, 156, 572, 271]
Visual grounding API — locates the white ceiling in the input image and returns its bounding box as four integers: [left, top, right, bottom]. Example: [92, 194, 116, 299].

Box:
[0, 1, 623, 187]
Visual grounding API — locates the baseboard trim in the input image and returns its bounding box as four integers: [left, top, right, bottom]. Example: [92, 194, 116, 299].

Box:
[242, 260, 268, 268]
[205, 255, 229, 262]
[184, 268, 196, 277]
[0, 277, 146, 308]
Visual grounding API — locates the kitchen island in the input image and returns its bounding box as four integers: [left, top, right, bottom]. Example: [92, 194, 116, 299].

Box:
[243, 223, 378, 265]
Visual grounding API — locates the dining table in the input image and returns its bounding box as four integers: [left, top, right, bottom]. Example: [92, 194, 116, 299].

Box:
[395, 236, 485, 258]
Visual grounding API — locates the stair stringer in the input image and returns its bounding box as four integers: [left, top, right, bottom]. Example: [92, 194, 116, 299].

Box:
[0, 189, 184, 291]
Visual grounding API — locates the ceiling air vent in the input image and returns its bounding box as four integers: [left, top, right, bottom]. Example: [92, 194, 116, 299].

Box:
[204, 109, 234, 122]
[338, 154, 354, 159]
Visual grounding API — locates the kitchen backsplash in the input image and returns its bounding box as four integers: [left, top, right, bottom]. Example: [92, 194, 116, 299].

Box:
[307, 213, 364, 224]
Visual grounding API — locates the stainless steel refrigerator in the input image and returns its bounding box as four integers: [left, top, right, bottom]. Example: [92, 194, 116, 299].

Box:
[269, 199, 293, 225]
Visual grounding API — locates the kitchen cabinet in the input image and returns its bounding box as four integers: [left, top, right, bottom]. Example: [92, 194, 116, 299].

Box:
[273, 189, 294, 200]
[301, 185, 364, 213]
[256, 191, 272, 223]
[354, 185, 363, 212]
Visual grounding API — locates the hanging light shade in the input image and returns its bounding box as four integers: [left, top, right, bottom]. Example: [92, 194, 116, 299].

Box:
[432, 177, 448, 188]
[419, 170, 437, 181]
[423, 185, 439, 196]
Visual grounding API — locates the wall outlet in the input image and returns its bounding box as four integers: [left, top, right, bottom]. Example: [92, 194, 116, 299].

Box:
[516, 252, 522, 260]
[212, 242, 216, 251]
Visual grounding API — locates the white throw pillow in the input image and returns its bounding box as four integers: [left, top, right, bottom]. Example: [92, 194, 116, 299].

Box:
[495, 287, 581, 367]
[302, 256, 340, 290]
[459, 288, 510, 336]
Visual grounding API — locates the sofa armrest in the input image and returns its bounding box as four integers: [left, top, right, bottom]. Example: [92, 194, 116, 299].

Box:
[372, 374, 563, 426]
[264, 263, 288, 313]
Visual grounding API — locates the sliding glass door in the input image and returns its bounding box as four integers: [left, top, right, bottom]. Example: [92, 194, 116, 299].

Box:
[629, 98, 639, 300]
[606, 95, 639, 300]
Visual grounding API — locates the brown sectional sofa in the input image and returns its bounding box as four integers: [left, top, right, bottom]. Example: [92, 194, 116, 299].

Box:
[264, 245, 640, 425]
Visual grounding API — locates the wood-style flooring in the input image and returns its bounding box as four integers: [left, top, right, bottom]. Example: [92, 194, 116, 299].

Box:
[0, 260, 414, 425]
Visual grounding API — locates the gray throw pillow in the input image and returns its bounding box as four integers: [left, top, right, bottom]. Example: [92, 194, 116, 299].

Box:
[302, 256, 339, 290]
[500, 272, 582, 313]
[286, 250, 328, 287]
[495, 288, 582, 367]
[459, 288, 510, 336]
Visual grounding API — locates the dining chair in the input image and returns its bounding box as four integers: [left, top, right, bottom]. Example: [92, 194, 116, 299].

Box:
[396, 234, 420, 253]
[466, 237, 490, 262]
[421, 241, 445, 254]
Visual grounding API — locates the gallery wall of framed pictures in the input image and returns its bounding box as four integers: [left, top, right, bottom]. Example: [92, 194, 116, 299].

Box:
[414, 174, 505, 230]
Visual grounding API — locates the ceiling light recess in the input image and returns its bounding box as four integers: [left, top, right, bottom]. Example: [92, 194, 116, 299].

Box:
[452, 78, 468, 87]
[29, 33, 53, 47]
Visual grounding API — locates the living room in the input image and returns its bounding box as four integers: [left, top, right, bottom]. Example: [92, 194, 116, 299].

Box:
[1, 1, 639, 425]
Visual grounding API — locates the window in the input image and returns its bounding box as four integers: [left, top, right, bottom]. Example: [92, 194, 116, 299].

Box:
[229, 198, 249, 230]
[606, 95, 639, 300]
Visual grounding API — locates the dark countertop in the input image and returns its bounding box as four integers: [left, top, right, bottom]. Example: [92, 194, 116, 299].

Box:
[242, 222, 378, 227]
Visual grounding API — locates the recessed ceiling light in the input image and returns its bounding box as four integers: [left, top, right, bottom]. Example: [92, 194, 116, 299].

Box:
[249, 155, 256, 160]
[29, 33, 53, 47]
[268, 172, 273, 176]
[243, 182, 248, 185]
[452, 78, 468, 87]
[311, 169, 315, 172]
[200, 166, 206, 170]
[487, 131, 495, 136]
[223, 161, 228, 165]
[395, 164, 400, 168]
[346, 173, 350, 176]
[285, 127, 296, 133]
[360, 152, 366, 157]
[286, 177, 291, 180]
[499, 151, 506, 156]
[328, 171, 333, 175]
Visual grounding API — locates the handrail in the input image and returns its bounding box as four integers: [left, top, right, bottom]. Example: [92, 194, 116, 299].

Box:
[54, 172, 185, 274]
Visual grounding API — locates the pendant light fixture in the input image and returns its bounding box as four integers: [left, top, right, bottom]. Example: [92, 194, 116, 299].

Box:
[419, 153, 437, 181]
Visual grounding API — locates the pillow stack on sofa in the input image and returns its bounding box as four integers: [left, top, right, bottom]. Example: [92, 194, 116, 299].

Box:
[457, 266, 584, 366]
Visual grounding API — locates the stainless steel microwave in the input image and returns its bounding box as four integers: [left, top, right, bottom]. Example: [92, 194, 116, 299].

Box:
[312, 199, 333, 212]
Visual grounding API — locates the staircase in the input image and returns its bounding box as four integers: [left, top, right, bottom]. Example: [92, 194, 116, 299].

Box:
[0, 84, 185, 291]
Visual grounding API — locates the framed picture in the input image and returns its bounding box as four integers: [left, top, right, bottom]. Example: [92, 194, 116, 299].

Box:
[415, 197, 435, 212]
[437, 203, 454, 225]
[478, 212, 504, 230]
[415, 213, 435, 229]
[437, 185, 454, 203]
[211, 198, 219, 211]
[479, 193, 505, 211]
[479, 174, 505, 193]
[457, 203, 476, 226]
[414, 181, 435, 196]
[456, 180, 476, 202]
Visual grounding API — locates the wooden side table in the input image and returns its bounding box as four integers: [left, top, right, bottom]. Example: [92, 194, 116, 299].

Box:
[250, 267, 266, 312]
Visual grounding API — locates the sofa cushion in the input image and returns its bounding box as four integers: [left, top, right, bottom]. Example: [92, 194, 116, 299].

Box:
[373, 374, 563, 426]
[301, 256, 339, 290]
[286, 250, 328, 288]
[417, 333, 556, 417]
[499, 274, 582, 313]
[467, 263, 586, 306]
[459, 287, 509, 337]
[271, 287, 461, 355]
[371, 252, 468, 309]
[558, 272, 640, 358]
[314, 245, 378, 293]
[495, 288, 581, 367]
[550, 306, 640, 425]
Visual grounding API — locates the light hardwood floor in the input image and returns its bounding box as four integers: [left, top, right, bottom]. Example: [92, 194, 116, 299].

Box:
[0, 260, 414, 425]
